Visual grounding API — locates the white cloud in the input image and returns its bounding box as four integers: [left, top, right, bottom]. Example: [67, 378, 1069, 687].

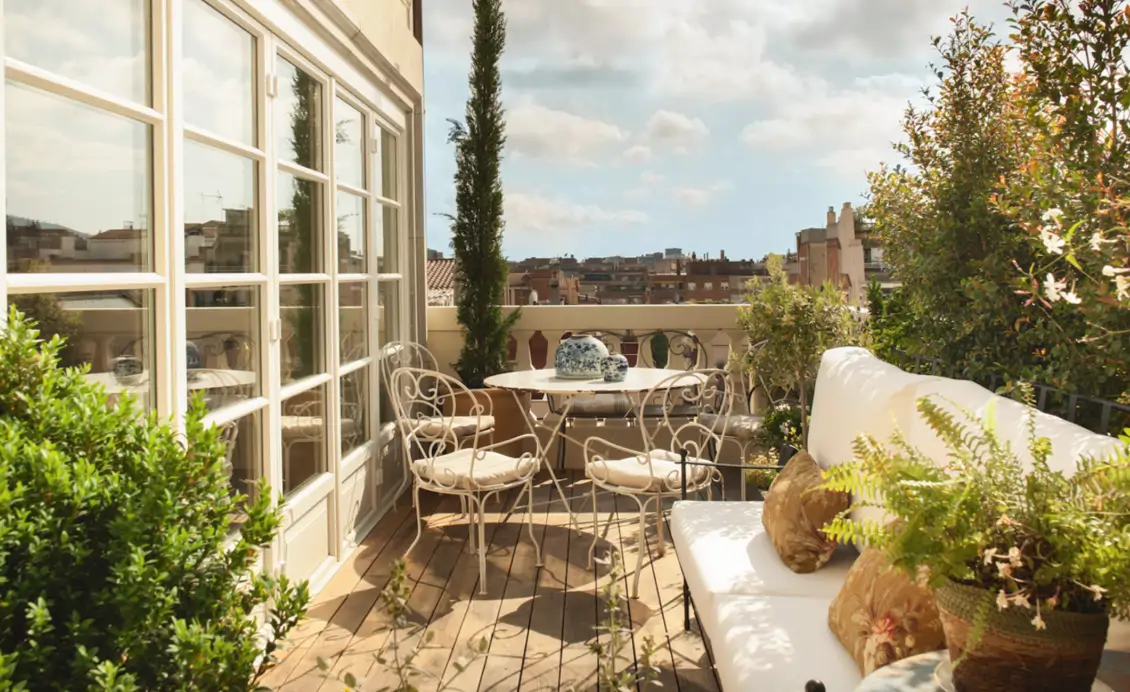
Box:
[676, 181, 733, 207]
[741, 73, 923, 177]
[506, 192, 649, 232]
[623, 144, 653, 163]
[623, 171, 666, 199]
[507, 100, 629, 165]
[640, 110, 709, 153]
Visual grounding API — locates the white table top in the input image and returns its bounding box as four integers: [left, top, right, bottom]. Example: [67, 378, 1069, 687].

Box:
[484, 367, 705, 395]
[87, 369, 257, 394]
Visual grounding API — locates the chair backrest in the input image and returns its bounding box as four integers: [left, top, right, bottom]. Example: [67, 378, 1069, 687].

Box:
[639, 368, 738, 460]
[379, 340, 439, 380]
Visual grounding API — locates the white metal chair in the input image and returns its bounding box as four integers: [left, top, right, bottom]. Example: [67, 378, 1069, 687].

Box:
[583, 368, 736, 598]
[390, 366, 543, 594]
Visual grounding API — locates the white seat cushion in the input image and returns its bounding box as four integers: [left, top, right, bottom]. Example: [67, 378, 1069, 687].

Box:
[704, 594, 862, 692]
[697, 412, 763, 439]
[587, 449, 711, 492]
[405, 415, 496, 438]
[671, 501, 857, 614]
[412, 448, 534, 490]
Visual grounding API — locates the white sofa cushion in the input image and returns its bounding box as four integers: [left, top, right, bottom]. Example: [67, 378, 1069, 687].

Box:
[671, 501, 857, 610]
[906, 378, 1122, 477]
[809, 347, 942, 532]
[704, 594, 862, 691]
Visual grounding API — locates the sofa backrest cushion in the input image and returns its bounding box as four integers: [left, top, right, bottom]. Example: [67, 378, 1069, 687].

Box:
[809, 347, 940, 472]
[906, 378, 1122, 476]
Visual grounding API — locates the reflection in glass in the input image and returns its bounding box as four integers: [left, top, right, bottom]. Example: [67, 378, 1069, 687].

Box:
[340, 282, 368, 364]
[277, 172, 323, 274]
[187, 286, 260, 411]
[378, 281, 399, 348]
[340, 368, 369, 456]
[6, 82, 152, 273]
[337, 191, 365, 273]
[376, 204, 398, 274]
[374, 129, 398, 200]
[184, 0, 255, 144]
[221, 411, 261, 530]
[282, 384, 326, 494]
[184, 141, 256, 273]
[4, 0, 149, 104]
[280, 283, 324, 384]
[334, 97, 364, 188]
[9, 289, 154, 409]
[276, 57, 322, 170]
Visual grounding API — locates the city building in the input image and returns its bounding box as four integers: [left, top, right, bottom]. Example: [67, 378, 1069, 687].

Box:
[507, 268, 580, 305]
[1, 0, 426, 593]
[791, 202, 891, 304]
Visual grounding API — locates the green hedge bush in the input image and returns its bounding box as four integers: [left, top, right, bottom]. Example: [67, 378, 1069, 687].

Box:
[0, 308, 308, 690]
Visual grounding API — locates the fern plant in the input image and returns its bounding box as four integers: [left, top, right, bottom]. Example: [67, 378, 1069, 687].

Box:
[822, 395, 1130, 629]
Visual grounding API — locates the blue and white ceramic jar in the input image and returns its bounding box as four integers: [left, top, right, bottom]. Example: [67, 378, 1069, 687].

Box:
[554, 334, 609, 379]
[601, 354, 629, 382]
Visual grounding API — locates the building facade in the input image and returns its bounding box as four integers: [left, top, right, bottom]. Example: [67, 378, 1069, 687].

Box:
[1, 0, 426, 594]
[792, 202, 874, 304]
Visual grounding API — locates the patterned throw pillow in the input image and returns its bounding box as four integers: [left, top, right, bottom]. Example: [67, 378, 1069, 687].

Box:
[761, 450, 850, 573]
[828, 547, 946, 675]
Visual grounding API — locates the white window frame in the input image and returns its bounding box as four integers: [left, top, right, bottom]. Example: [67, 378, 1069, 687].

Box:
[1, 0, 415, 583]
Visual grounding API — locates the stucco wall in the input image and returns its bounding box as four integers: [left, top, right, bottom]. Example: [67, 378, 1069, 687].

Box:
[339, 0, 423, 95]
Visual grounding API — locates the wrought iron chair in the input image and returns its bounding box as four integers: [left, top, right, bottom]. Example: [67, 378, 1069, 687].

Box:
[390, 366, 542, 594]
[550, 329, 706, 470]
[583, 368, 736, 598]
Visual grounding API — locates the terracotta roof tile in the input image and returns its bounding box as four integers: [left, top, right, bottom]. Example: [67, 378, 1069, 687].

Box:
[426, 258, 457, 291]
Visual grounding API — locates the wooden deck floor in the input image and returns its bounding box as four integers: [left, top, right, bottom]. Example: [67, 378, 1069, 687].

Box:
[263, 472, 721, 692]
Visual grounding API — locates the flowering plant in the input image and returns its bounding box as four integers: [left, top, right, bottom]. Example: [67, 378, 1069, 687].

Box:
[821, 395, 1130, 631]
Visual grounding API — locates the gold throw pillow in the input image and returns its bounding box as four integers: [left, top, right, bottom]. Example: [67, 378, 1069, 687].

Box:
[828, 547, 946, 676]
[761, 450, 849, 573]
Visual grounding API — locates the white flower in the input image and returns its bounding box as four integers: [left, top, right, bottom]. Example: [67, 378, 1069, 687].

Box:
[1008, 546, 1023, 567]
[1116, 275, 1130, 302]
[996, 590, 1010, 611]
[997, 561, 1013, 578]
[1044, 273, 1068, 303]
[1040, 227, 1066, 255]
[1061, 290, 1082, 304]
[1091, 233, 1114, 252]
[1032, 612, 1047, 631]
[1042, 208, 1064, 223]
[1011, 591, 1032, 609]
[1101, 265, 1130, 277]
[1090, 584, 1108, 602]
[982, 548, 998, 565]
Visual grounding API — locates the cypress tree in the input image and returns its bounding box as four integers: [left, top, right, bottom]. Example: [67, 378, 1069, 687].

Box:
[447, 0, 518, 388]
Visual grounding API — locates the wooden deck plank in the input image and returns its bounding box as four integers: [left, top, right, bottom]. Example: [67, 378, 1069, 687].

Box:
[268, 473, 722, 692]
[262, 494, 428, 688]
[615, 493, 681, 691]
[301, 493, 465, 691]
[515, 480, 577, 691]
[476, 481, 552, 691]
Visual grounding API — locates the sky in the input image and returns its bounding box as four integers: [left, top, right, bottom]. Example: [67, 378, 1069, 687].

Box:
[422, 0, 1015, 262]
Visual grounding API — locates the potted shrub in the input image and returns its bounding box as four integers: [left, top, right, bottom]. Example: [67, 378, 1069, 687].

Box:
[737, 254, 862, 446]
[0, 308, 309, 688]
[822, 396, 1130, 692]
[443, 0, 525, 453]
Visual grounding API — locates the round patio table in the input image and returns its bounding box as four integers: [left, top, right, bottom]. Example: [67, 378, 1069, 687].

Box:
[483, 367, 707, 521]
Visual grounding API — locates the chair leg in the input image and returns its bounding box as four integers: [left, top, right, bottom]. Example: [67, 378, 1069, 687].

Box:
[406, 484, 424, 556]
[740, 440, 751, 502]
[474, 495, 488, 596]
[467, 494, 477, 555]
[631, 496, 648, 599]
[587, 480, 600, 570]
[526, 481, 543, 567]
[655, 494, 667, 557]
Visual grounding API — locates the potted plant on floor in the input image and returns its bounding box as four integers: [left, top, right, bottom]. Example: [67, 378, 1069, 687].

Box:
[443, 0, 524, 451]
[822, 396, 1130, 692]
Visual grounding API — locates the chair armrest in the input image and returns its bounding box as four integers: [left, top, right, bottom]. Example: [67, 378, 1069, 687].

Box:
[582, 436, 647, 465]
[473, 432, 540, 455]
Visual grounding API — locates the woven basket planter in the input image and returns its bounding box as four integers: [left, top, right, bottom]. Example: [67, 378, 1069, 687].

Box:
[935, 580, 1109, 692]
